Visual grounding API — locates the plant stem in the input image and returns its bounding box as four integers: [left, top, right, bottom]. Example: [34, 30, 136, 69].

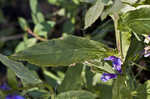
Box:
[27, 28, 48, 41]
[111, 14, 124, 59]
[43, 83, 55, 99]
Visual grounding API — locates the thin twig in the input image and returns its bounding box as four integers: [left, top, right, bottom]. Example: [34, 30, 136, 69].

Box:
[27, 28, 48, 41]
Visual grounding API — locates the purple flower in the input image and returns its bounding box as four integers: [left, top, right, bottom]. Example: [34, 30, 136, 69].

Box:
[104, 56, 122, 73]
[0, 83, 25, 99]
[0, 83, 10, 90]
[6, 94, 25, 99]
[101, 73, 117, 82]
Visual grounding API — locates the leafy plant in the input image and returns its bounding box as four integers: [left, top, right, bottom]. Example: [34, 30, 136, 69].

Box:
[1, 0, 150, 99]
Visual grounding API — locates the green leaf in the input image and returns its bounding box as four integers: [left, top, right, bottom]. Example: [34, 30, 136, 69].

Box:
[120, 4, 136, 14]
[135, 80, 150, 99]
[58, 64, 83, 92]
[11, 34, 108, 67]
[84, 0, 104, 29]
[36, 12, 45, 23]
[112, 75, 132, 99]
[56, 90, 97, 99]
[98, 85, 112, 99]
[85, 58, 115, 73]
[125, 34, 144, 62]
[101, 0, 123, 20]
[15, 38, 37, 53]
[29, 0, 38, 14]
[7, 69, 18, 89]
[0, 54, 41, 84]
[27, 89, 50, 99]
[33, 21, 55, 38]
[18, 17, 29, 31]
[48, 0, 59, 5]
[31, 12, 45, 24]
[121, 0, 138, 4]
[30, 0, 45, 24]
[85, 67, 94, 90]
[121, 32, 131, 61]
[121, 5, 150, 34]
[80, 0, 96, 3]
[85, 68, 113, 99]
[102, 0, 112, 5]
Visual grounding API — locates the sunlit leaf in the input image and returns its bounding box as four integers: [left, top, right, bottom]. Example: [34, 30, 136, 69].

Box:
[18, 17, 29, 31]
[34, 21, 55, 38]
[15, 38, 37, 53]
[84, 0, 104, 29]
[101, 0, 123, 20]
[29, 0, 38, 14]
[30, 0, 45, 24]
[121, 0, 138, 4]
[85, 58, 115, 73]
[121, 32, 131, 61]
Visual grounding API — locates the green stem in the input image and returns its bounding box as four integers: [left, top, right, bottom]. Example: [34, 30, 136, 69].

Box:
[131, 62, 150, 71]
[111, 14, 124, 59]
[44, 83, 55, 99]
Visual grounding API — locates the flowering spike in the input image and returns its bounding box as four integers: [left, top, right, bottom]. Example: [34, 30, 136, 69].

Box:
[101, 73, 117, 82]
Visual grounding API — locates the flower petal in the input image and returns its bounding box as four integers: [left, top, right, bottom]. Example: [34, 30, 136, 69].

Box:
[104, 56, 122, 73]
[112, 65, 122, 73]
[101, 73, 117, 82]
[6, 94, 25, 99]
[0, 83, 10, 90]
[104, 56, 115, 61]
[144, 52, 150, 57]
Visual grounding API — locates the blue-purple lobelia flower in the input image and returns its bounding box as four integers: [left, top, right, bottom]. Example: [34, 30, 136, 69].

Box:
[0, 83, 25, 99]
[104, 56, 122, 73]
[0, 83, 10, 90]
[101, 73, 117, 82]
[6, 94, 25, 99]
